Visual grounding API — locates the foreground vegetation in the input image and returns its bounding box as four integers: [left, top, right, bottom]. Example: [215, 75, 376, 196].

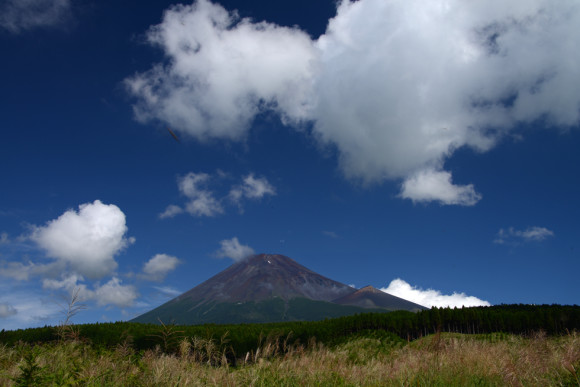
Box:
[1, 331, 578, 386]
[1, 305, 579, 385]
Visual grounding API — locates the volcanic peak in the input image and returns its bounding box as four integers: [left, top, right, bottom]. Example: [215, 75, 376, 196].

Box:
[178, 253, 355, 304]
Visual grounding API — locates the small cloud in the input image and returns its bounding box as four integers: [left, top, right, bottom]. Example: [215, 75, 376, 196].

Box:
[163, 171, 276, 218]
[94, 277, 138, 308]
[519, 227, 554, 241]
[178, 172, 224, 217]
[140, 254, 181, 282]
[0, 232, 9, 244]
[215, 237, 254, 262]
[381, 278, 490, 308]
[0, 302, 17, 318]
[399, 169, 481, 206]
[230, 174, 276, 202]
[158, 205, 183, 219]
[0, 260, 61, 281]
[0, 0, 72, 34]
[494, 226, 554, 245]
[322, 231, 339, 239]
[0, 283, 68, 329]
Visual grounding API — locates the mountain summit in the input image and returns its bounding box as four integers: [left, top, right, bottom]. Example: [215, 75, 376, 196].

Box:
[132, 254, 427, 325]
[178, 254, 355, 305]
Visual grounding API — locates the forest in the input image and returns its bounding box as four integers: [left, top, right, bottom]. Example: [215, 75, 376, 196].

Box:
[2, 304, 578, 355]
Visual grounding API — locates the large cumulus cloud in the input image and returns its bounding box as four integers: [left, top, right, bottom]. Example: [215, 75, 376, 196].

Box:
[125, 0, 317, 141]
[31, 200, 133, 279]
[126, 0, 580, 205]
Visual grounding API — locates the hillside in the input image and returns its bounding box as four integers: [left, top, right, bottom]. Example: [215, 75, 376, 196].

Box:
[132, 254, 426, 324]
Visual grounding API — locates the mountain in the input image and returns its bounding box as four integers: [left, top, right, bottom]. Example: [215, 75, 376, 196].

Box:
[132, 254, 427, 325]
[178, 253, 355, 303]
[333, 285, 426, 312]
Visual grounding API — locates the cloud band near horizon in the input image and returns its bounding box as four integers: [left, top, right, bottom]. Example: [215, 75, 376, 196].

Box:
[382, 278, 491, 308]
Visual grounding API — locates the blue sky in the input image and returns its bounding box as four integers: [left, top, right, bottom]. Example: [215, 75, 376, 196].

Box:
[1, 0, 579, 330]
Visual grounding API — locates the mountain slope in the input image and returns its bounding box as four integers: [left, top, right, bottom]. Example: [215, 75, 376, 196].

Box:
[176, 254, 356, 305]
[332, 285, 427, 312]
[132, 254, 426, 325]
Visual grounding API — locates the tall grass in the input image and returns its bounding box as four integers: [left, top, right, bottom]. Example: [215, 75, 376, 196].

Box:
[0, 331, 578, 386]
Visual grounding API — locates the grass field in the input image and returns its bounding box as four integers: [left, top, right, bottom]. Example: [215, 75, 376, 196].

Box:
[1, 330, 578, 386]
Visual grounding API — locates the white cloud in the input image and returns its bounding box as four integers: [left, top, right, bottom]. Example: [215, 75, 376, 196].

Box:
[0, 303, 17, 318]
[322, 230, 339, 239]
[519, 227, 554, 241]
[128, 0, 580, 205]
[240, 174, 276, 199]
[141, 254, 181, 282]
[215, 237, 254, 262]
[399, 169, 481, 206]
[40, 273, 138, 308]
[0, 284, 60, 330]
[311, 0, 580, 190]
[31, 200, 133, 279]
[494, 226, 554, 244]
[158, 204, 183, 219]
[94, 277, 138, 308]
[125, 0, 316, 141]
[0, 232, 9, 245]
[178, 172, 224, 217]
[381, 278, 491, 308]
[0, 202, 141, 322]
[0, 261, 60, 281]
[229, 174, 276, 204]
[163, 171, 276, 218]
[42, 273, 84, 291]
[0, 0, 72, 33]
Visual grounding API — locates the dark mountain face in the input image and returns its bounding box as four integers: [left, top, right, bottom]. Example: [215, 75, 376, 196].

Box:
[177, 254, 356, 305]
[332, 285, 427, 312]
[132, 254, 427, 325]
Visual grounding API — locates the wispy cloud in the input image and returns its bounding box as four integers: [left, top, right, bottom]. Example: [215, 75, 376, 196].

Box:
[229, 174, 276, 205]
[0, 232, 9, 245]
[381, 279, 490, 308]
[215, 237, 254, 262]
[177, 172, 224, 217]
[494, 226, 554, 245]
[158, 205, 184, 219]
[152, 285, 182, 297]
[0, 0, 72, 33]
[322, 231, 339, 239]
[0, 260, 60, 281]
[0, 285, 60, 330]
[140, 254, 181, 282]
[161, 171, 276, 218]
[128, 0, 580, 205]
[41, 273, 139, 308]
[0, 302, 17, 318]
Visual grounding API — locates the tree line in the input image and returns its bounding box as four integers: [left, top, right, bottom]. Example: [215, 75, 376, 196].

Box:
[1, 304, 578, 356]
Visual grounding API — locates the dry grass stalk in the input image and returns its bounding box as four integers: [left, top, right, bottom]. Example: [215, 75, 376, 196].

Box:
[0, 331, 578, 386]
